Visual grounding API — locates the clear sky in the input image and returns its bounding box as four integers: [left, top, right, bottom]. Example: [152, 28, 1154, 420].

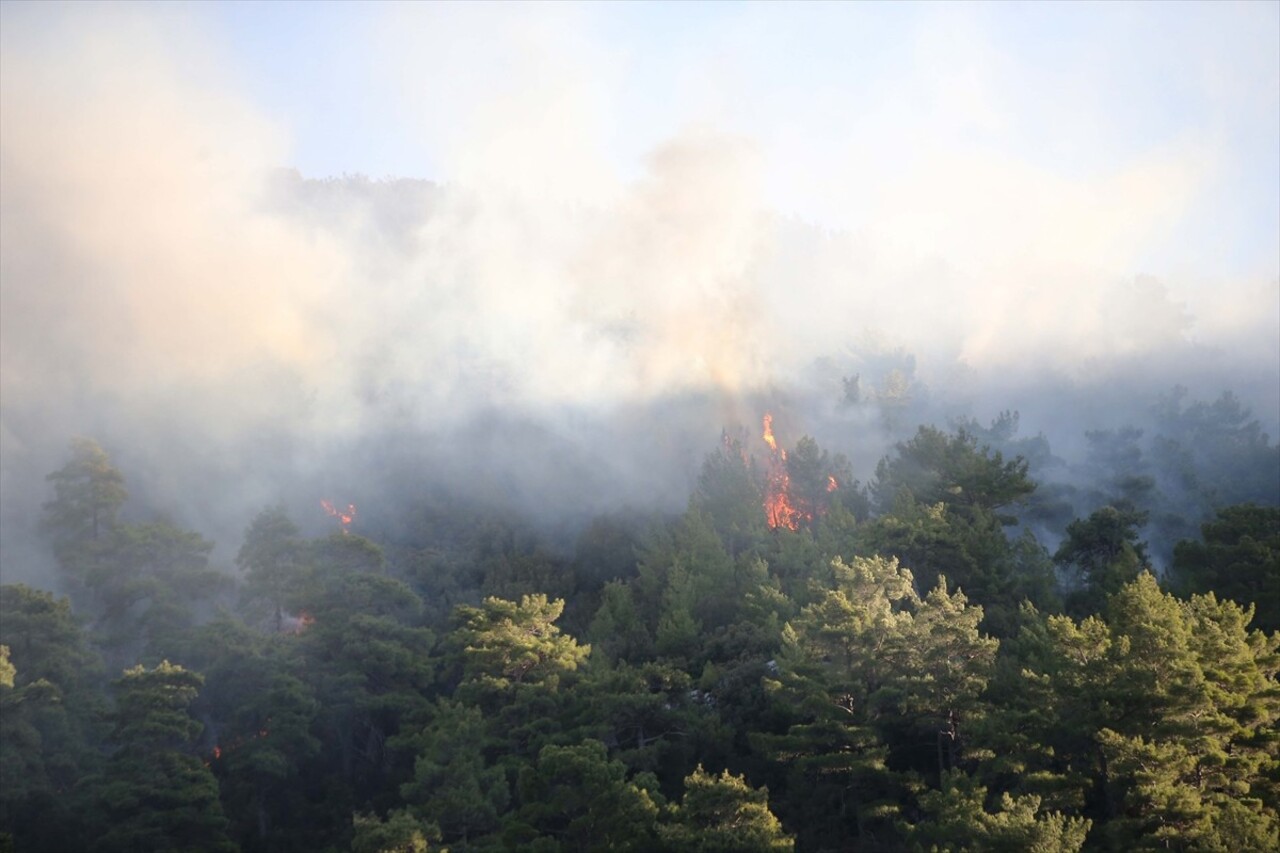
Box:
[189, 0, 1280, 279]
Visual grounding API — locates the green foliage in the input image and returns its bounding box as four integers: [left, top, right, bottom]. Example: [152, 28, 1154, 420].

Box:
[351, 810, 439, 853]
[237, 506, 307, 633]
[992, 574, 1280, 850]
[637, 509, 736, 633]
[859, 428, 1053, 634]
[692, 434, 767, 556]
[1081, 427, 1156, 513]
[313, 531, 387, 575]
[659, 765, 794, 852]
[1155, 387, 1280, 509]
[41, 440, 229, 665]
[970, 603, 1093, 815]
[508, 739, 660, 851]
[906, 769, 1090, 852]
[787, 438, 857, 523]
[96, 519, 228, 660]
[197, 635, 322, 852]
[110, 660, 205, 749]
[655, 561, 703, 660]
[16, 402, 1280, 852]
[95, 661, 236, 853]
[873, 425, 1035, 518]
[756, 556, 999, 848]
[564, 658, 716, 787]
[1172, 504, 1280, 632]
[0, 584, 105, 853]
[1055, 506, 1150, 616]
[41, 438, 127, 579]
[572, 513, 643, 588]
[301, 574, 435, 803]
[397, 700, 509, 845]
[587, 580, 653, 663]
[455, 594, 589, 691]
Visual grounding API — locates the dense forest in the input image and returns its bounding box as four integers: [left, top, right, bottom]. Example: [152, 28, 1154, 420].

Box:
[2, 389, 1278, 853]
[4, 2, 1278, 851]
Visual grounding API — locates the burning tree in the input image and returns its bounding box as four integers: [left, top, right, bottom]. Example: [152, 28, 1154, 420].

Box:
[761, 415, 854, 531]
[321, 500, 357, 534]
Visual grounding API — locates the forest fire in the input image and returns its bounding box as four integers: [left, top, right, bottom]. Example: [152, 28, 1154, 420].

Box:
[208, 721, 271, 765]
[762, 413, 801, 530]
[320, 499, 356, 533]
[762, 413, 779, 453]
[761, 413, 839, 530]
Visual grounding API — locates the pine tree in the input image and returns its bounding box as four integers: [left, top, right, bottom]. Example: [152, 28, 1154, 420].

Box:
[906, 769, 1090, 852]
[455, 594, 590, 693]
[236, 506, 307, 633]
[658, 765, 794, 852]
[95, 661, 236, 853]
[396, 700, 509, 846]
[507, 739, 660, 851]
[0, 585, 105, 853]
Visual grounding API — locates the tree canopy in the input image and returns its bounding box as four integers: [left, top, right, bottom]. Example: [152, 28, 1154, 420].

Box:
[3, 412, 1276, 852]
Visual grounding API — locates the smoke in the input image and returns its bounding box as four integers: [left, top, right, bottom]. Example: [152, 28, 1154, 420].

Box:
[1, 3, 1277, 583]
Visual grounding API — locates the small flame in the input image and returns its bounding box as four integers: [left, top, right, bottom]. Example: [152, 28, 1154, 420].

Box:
[209, 723, 270, 764]
[827, 475, 839, 492]
[762, 413, 778, 452]
[321, 499, 356, 533]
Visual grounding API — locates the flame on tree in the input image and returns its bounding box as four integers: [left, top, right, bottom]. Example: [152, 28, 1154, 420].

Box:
[763, 414, 800, 530]
[762, 414, 840, 531]
[320, 500, 356, 534]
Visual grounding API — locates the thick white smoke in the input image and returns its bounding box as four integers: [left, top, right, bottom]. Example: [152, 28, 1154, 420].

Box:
[1, 2, 1276, 583]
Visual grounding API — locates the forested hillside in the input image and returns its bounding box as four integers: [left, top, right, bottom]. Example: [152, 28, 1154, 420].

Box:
[4, 3, 1278, 851]
[3, 397, 1277, 853]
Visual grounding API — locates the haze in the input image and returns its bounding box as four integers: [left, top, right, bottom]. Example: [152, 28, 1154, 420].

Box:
[2, 1, 1277, 582]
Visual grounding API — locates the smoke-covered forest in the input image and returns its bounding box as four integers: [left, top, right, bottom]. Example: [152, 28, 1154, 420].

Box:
[3, 3, 1279, 852]
[3, 388, 1278, 852]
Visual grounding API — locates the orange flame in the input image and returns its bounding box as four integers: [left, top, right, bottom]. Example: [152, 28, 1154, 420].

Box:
[760, 414, 839, 530]
[209, 721, 271, 763]
[762, 413, 778, 452]
[321, 499, 356, 533]
[763, 414, 800, 530]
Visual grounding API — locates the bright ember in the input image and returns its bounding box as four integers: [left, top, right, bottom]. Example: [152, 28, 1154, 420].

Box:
[320, 499, 356, 533]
